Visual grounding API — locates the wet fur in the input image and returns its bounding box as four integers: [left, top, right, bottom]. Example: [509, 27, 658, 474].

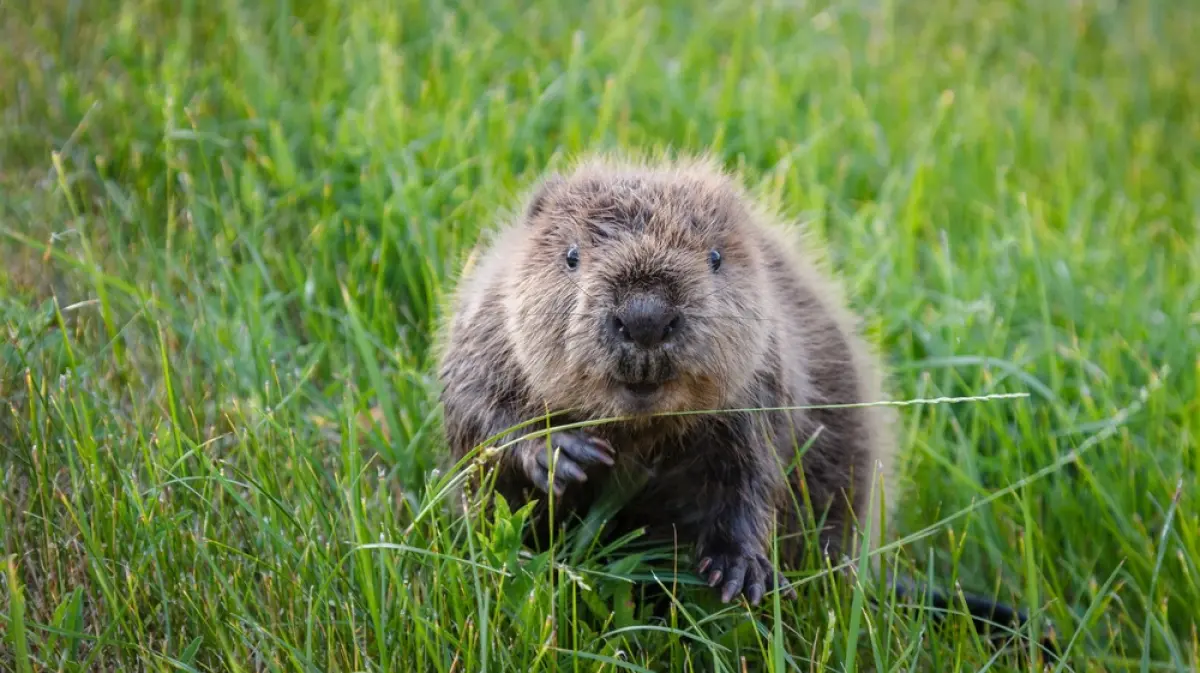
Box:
[434, 153, 1051, 653]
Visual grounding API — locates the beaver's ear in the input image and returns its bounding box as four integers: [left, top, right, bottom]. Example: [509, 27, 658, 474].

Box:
[524, 174, 565, 222]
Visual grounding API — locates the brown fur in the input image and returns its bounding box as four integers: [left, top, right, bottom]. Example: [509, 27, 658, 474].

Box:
[435, 152, 897, 604]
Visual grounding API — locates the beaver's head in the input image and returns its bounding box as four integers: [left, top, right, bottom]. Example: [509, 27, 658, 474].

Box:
[502, 156, 774, 420]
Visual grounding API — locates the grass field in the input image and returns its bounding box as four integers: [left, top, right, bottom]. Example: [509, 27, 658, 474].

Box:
[2, 0, 1198, 670]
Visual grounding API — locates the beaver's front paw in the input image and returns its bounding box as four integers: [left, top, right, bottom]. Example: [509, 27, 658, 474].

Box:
[519, 430, 615, 496]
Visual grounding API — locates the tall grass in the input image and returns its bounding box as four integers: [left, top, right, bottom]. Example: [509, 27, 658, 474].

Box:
[2, 0, 1197, 670]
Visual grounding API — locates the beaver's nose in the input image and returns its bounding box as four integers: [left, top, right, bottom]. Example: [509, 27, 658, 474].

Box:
[610, 295, 681, 348]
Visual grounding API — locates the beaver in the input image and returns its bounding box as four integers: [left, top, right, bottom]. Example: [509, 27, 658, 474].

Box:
[435, 153, 1048, 647]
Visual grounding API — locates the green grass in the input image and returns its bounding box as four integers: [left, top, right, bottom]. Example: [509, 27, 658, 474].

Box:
[2, 0, 1198, 670]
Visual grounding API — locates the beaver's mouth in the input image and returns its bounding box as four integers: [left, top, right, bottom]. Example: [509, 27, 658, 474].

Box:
[614, 372, 678, 400]
[612, 354, 675, 396]
[622, 381, 662, 397]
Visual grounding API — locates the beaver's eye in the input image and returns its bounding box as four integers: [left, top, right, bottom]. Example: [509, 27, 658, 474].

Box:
[565, 245, 580, 270]
[708, 249, 722, 272]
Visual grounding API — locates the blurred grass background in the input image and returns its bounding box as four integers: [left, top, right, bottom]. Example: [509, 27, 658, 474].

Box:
[1, 0, 1197, 670]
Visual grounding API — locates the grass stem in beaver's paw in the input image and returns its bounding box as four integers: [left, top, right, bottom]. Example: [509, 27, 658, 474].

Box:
[521, 430, 615, 495]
